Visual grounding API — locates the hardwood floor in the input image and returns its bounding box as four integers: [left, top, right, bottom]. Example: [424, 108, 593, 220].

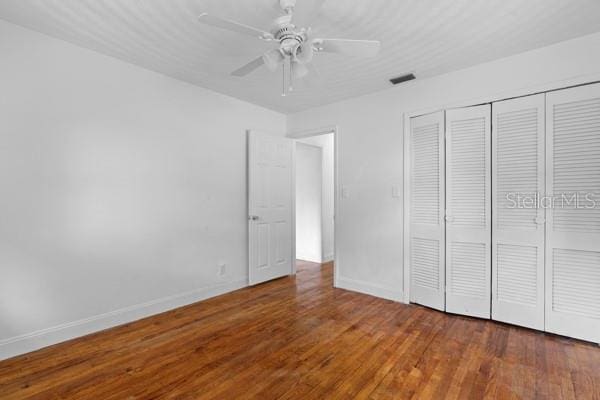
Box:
[1, 261, 599, 399]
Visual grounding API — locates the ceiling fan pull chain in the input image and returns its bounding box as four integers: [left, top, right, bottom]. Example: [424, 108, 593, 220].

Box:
[282, 61, 286, 97]
[289, 57, 294, 92]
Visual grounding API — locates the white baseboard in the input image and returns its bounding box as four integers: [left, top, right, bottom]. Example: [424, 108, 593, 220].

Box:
[336, 276, 403, 302]
[0, 279, 247, 361]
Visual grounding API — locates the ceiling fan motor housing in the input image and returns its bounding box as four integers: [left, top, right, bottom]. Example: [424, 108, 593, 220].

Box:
[280, 32, 302, 54]
[272, 15, 304, 55]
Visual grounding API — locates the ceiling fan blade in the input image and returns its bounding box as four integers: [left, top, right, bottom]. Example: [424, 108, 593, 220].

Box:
[231, 57, 265, 77]
[313, 39, 381, 58]
[198, 13, 273, 40]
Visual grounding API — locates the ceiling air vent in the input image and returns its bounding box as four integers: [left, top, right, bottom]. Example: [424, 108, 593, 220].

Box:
[390, 73, 415, 85]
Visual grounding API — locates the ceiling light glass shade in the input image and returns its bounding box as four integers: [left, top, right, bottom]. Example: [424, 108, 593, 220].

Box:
[295, 42, 314, 64]
[262, 49, 284, 72]
[292, 61, 309, 79]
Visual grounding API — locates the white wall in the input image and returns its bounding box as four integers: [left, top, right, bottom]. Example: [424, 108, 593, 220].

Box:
[295, 143, 322, 263]
[0, 20, 286, 360]
[287, 32, 600, 302]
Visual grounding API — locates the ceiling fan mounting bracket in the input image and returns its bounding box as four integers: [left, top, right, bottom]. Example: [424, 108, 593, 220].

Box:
[279, 0, 297, 14]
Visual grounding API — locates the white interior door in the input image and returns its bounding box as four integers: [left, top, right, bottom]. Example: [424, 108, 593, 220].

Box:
[248, 131, 294, 285]
[492, 94, 545, 330]
[546, 84, 600, 343]
[445, 105, 491, 319]
[409, 111, 446, 311]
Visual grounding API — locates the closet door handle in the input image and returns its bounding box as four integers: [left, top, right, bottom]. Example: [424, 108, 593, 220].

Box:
[534, 216, 545, 225]
[445, 215, 454, 223]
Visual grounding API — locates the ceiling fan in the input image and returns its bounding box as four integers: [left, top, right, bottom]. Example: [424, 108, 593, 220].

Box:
[198, 0, 381, 96]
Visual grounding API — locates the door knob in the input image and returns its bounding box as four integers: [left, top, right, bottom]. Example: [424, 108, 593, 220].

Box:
[249, 215, 259, 221]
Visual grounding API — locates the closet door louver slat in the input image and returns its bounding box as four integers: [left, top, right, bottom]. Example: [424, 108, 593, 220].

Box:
[409, 111, 446, 311]
[491, 94, 545, 330]
[546, 84, 600, 344]
[445, 105, 491, 318]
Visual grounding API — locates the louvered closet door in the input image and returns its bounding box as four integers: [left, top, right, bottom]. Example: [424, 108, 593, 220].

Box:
[445, 105, 491, 318]
[546, 84, 600, 344]
[409, 111, 445, 311]
[492, 94, 545, 330]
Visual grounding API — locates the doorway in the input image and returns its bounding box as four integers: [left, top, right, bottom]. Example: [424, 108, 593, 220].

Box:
[292, 129, 336, 283]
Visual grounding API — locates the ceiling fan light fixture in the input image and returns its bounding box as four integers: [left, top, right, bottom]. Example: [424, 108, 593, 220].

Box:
[263, 49, 284, 72]
[292, 61, 309, 79]
[294, 43, 314, 64]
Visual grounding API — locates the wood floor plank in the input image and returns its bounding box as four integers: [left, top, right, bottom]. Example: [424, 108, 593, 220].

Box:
[1, 260, 599, 399]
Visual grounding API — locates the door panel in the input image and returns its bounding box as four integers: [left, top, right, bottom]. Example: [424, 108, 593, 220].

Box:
[409, 111, 445, 311]
[492, 94, 545, 330]
[248, 131, 293, 285]
[445, 105, 491, 318]
[546, 84, 600, 343]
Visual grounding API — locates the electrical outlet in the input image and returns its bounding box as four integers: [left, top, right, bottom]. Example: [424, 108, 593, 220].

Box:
[341, 186, 349, 199]
[218, 263, 227, 277]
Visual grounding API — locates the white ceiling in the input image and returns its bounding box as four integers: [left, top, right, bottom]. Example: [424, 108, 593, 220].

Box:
[2, 0, 600, 113]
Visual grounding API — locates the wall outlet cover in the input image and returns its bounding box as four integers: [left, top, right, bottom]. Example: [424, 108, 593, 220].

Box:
[341, 187, 349, 199]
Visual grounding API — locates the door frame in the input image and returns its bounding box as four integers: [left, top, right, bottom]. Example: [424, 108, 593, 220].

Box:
[403, 76, 600, 305]
[288, 125, 339, 287]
